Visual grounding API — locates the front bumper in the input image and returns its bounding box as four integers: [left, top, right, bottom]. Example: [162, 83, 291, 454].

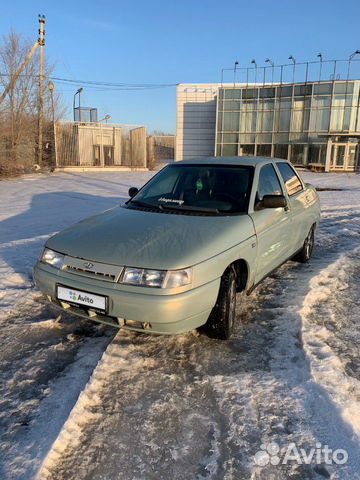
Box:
[33, 262, 220, 335]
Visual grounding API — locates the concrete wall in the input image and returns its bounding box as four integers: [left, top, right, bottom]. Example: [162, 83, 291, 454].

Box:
[175, 84, 218, 160]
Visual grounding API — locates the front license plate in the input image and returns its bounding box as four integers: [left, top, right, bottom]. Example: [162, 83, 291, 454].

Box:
[57, 285, 107, 312]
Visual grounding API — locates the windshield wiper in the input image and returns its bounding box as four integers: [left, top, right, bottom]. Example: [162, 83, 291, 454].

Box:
[128, 200, 229, 215]
[127, 200, 162, 210]
[159, 204, 220, 214]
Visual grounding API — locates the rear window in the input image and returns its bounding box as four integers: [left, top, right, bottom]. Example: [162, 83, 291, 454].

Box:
[276, 162, 303, 196]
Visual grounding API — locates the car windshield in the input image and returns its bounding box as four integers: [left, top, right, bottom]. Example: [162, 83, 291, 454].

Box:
[127, 164, 254, 215]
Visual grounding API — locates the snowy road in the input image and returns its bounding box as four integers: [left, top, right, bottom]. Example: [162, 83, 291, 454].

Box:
[0, 170, 359, 480]
[0, 172, 153, 479]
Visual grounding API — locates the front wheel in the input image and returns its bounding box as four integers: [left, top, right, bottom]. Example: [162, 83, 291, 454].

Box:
[203, 268, 237, 340]
[295, 225, 315, 263]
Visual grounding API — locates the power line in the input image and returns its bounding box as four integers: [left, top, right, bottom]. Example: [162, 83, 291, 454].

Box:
[51, 76, 178, 87]
[0, 72, 179, 90]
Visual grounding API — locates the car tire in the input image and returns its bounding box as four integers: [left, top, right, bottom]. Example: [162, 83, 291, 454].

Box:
[204, 267, 237, 340]
[295, 225, 315, 263]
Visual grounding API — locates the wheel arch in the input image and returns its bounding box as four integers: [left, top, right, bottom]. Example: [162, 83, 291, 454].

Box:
[226, 259, 249, 293]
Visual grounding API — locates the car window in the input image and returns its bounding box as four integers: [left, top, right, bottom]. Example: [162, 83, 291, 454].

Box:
[128, 164, 254, 215]
[276, 162, 303, 196]
[257, 164, 283, 201]
[142, 167, 179, 197]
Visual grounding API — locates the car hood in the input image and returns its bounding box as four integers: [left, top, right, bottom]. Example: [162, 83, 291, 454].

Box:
[46, 207, 255, 270]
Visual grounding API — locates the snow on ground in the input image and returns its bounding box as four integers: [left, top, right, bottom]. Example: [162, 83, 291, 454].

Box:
[0, 170, 359, 480]
[0, 171, 153, 479]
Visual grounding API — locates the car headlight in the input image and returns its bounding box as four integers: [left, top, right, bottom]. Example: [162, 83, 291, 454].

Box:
[121, 267, 192, 289]
[41, 248, 65, 269]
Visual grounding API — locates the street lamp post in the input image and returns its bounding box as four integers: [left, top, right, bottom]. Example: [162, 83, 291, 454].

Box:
[48, 81, 57, 167]
[100, 114, 111, 123]
[317, 53, 323, 82]
[251, 59, 258, 84]
[288, 55, 296, 83]
[347, 50, 360, 80]
[265, 58, 274, 84]
[349, 49, 360, 60]
[233, 61, 239, 86]
[73, 87, 83, 122]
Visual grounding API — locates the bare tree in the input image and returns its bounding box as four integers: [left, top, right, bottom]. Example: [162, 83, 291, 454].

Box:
[0, 31, 64, 175]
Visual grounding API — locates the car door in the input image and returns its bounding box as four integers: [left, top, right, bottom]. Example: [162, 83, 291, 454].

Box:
[275, 161, 310, 252]
[250, 163, 292, 284]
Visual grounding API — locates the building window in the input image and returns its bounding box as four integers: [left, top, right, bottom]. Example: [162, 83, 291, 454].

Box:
[330, 94, 352, 131]
[258, 100, 274, 132]
[313, 83, 332, 95]
[308, 144, 327, 165]
[242, 89, 257, 99]
[240, 110, 257, 133]
[222, 133, 239, 143]
[240, 133, 256, 143]
[334, 82, 354, 94]
[347, 145, 358, 168]
[294, 84, 312, 96]
[223, 112, 240, 131]
[309, 96, 331, 131]
[290, 144, 307, 165]
[292, 99, 310, 132]
[273, 144, 288, 159]
[257, 145, 272, 157]
[213, 82, 359, 168]
[224, 88, 241, 99]
[239, 144, 255, 156]
[279, 86, 292, 97]
[260, 87, 275, 98]
[222, 144, 238, 156]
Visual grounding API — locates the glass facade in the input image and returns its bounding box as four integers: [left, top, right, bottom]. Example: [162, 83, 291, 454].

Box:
[216, 80, 360, 170]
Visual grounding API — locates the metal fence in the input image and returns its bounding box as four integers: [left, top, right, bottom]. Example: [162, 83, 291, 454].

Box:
[150, 135, 175, 160]
[55, 122, 147, 169]
[221, 59, 360, 86]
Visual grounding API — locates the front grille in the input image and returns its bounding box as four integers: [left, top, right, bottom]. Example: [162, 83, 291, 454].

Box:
[63, 256, 123, 283]
[65, 265, 116, 281]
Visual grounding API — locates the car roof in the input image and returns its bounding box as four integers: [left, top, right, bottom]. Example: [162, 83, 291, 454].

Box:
[176, 156, 288, 167]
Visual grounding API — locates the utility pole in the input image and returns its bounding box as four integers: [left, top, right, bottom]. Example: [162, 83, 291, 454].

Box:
[0, 33, 40, 106]
[38, 15, 45, 166]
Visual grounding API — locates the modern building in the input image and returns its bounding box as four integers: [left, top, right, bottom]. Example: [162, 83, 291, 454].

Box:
[176, 79, 360, 171]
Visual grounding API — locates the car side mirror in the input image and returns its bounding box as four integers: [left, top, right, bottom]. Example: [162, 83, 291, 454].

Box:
[262, 194, 287, 209]
[128, 187, 139, 198]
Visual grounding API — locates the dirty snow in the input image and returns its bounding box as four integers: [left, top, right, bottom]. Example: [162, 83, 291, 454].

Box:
[0, 171, 153, 479]
[0, 170, 359, 480]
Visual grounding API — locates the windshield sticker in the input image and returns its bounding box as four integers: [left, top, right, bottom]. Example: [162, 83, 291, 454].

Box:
[158, 197, 185, 206]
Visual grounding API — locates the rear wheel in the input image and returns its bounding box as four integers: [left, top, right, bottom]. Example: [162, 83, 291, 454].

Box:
[295, 225, 315, 263]
[203, 267, 237, 340]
